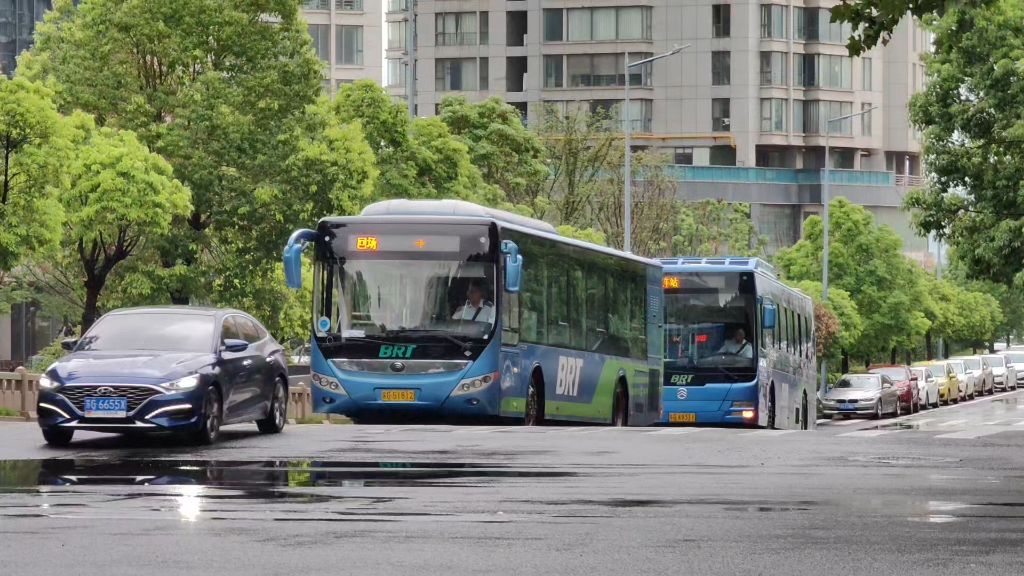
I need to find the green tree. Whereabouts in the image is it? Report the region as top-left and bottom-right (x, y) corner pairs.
(22, 0), (325, 309)
(829, 0), (986, 55)
(0, 77), (64, 272)
(674, 200), (766, 257)
(902, 0), (1024, 287)
(63, 126), (190, 331)
(775, 197), (930, 362)
(439, 95), (549, 206)
(592, 146), (678, 257)
(788, 280), (863, 362)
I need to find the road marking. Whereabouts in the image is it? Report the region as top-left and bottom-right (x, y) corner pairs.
(1012, 420), (1024, 426)
(816, 419), (831, 424)
(833, 419), (866, 426)
(935, 428), (1007, 439)
(983, 420), (1006, 426)
(452, 426), (506, 433)
(644, 428), (703, 435)
(939, 419), (967, 427)
(739, 430), (796, 436)
(839, 429), (898, 437)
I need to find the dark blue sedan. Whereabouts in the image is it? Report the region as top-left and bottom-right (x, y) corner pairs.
(36, 306), (290, 446)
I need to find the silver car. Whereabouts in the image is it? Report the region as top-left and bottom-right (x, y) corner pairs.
(822, 374), (901, 419)
(945, 359), (976, 401)
(998, 351), (1024, 387)
(951, 356), (992, 398)
(983, 354), (1017, 391)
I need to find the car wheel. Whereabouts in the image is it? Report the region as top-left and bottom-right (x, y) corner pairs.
(874, 401), (883, 420)
(257, 378), (287, 434)
(42, 428), (74, 447)
(191, 387), (223, 445)
(895, 400), (901, 418)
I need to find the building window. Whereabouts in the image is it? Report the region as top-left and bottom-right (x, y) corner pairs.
(386, 59), (406, 87)
(480, 57), (489, 91)
(674, 147), (694, 165)
(861, 103), (872, 136)
(795, 54), (851, 89)
(436, 13), (478, 46)
(803, 100), (853, 135)
(387, 0), (410, 10)
(307, 24), (330, 62)
(711, 51), (730, 86)
(710, 145), (737, 166)
(759, 51), (787, 86)
(712, 4), (730, 37)
(793, 100), (804, 133)
(436, 58), (479, 91)
(566, 53), (651, 87)
(862, 57), (872, 90)
(586, 99), (652, 132)
(302, 0), (329, 9)
(480, 12), (490, 45)
(388, 21), (407, 50)
(336, 25), (364, 65)
(795, 8), (852, 44)
(544, 9), (563, 41)
(712, 98), (730, 132)
(565, 7), (652, 41)
(760, 5), (787, 39)
(336, 0), (364, 10)
(544, 55), (563, 88)
(760, 98), (787, 133)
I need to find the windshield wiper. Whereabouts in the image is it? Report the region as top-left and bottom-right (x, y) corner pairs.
(384, 329), (474, 351)
(317, 333), (394, 347)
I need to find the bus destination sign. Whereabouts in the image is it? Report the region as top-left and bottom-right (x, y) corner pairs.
(349, 235), (461, 252)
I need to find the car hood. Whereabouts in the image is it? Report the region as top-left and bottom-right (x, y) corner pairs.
(49, 351), (216, 384)
(992, 367), (1006, 375)
(825, 388), (880, 400)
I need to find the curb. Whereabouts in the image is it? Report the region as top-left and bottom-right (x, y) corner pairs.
(0, 416), (34, 423)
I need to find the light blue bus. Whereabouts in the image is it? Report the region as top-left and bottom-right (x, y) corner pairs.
(283, 199), (664, 426)
(658, 257), (816, 429)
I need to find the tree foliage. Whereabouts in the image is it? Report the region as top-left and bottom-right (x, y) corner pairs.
(674, 200), (766, 257)
(789, 280), (863, 361)
(903, 0), (1024, 287)
(829, 0), (989, 55)
(592, 146), (677, 256)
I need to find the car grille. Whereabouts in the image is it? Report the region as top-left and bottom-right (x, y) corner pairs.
(58, 385), (165, 413)
(832, 399), (859, 404)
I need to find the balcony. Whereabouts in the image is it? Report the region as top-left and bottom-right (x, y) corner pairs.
(337, 0), (364, 10)
(667, 166), (895, 186)
(436, 32), (479, 46)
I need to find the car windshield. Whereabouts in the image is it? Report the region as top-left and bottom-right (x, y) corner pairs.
(834, 375), (881, 390)
(922, 363), (946, 376)
(949, 361), (966, 375)
(986, 356), (1005, 367)
(961, 358), (982, 370)
(911, 368), (929, 380)
(1004, 353), (1024, 363)
(76, 313), (215, 353)
(869, 367), (907, 380)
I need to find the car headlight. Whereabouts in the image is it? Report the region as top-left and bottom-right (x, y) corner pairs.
(162, 375), (200, 391)
(450, 372), (498, 396)
(38, 375), (59, 390)
(312, 372), (348, 396)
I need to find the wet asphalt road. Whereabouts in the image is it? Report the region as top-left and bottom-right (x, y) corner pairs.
(5, 391), (1024, 575)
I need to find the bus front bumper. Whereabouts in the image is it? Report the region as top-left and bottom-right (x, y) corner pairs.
(658, 400), (758, 425)
(309, 376), (501, 418)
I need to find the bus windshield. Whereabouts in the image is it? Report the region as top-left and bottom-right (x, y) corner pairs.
(663, 271), (757, 382)
(312, 223), (498, 356)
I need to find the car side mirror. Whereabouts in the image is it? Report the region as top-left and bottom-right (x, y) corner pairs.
(882, 382), (893, 389)
(910, 375), (919, 382)
(222, 339), (249, 353)
(60, 338), (79, 351)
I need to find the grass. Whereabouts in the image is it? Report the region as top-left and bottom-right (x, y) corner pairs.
(292, 414), (352, 425)
(0, 407), (20, 418)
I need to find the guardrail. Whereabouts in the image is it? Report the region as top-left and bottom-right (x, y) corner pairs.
(0, 369), (39, 420)
(0, 369), (318, 423)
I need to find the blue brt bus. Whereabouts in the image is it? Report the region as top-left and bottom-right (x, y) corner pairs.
(283, 199), (664, 425)
(659, 257), (816, 429)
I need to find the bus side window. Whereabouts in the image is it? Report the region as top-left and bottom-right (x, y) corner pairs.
(797, 313), (803, 357)
(586, 260), (609, 351)
(805, 316), (812, 359)
(501, 291), (520, 346)
(757, 303), (764, 349)
(567, 259), (586, 350)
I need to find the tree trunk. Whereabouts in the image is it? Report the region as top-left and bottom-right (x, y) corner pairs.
(865, 358), (870, 369)
(926, 331), (934, 360)
(81, 284), (102, 334)
(169, 291), (190, 306)
(973, 344), (978, 354)
(890, 347), (897, 364)
(841, 349), (849, 374)
(905, 350), (912, 365)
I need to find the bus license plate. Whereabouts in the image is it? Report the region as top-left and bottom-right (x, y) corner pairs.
(381, 390), (415, 402)
(669, 413), (696, 423)
(840, 404), (856, 411)
(83, 397), (128, 418)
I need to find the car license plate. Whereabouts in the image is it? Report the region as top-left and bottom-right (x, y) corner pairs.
(381, 390), (415, 402)
(840, 403), (856, 411)
(668, 413), (696, 423)
(83, 397), (128, 418)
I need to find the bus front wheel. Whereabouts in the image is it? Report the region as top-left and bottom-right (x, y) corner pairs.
(766, 386), (777, 430)
(611, 382), (628, 427)
(524, 374), (544, 426)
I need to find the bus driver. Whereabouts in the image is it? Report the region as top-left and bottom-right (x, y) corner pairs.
(716, 327), (753, 358)
(452, 282), (495, 323)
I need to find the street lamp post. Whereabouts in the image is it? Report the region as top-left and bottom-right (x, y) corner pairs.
(820, 105), (877, 398)
(623, 44), (689, 254)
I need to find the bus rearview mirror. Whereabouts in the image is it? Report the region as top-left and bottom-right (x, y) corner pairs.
(501, 240), (522, 293)
(762, 305), (777, 329)
(283, 229), (316, 290)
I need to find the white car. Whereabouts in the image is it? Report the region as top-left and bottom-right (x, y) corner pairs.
(983, 354), (1018, 391)
(945, 359), (976, 401)
(910, 366), (941, 409)
(998, 351), (1024, 388)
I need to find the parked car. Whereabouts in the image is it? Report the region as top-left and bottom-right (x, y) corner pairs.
(951, 356), (993, 397)
(35, 306), (290, 446)
(998, 350), (1024, 388)
(909, 365), (941, 409)
(944, 359), (974, 401)
(821, 373), (902, 419)
(913, 361), (960, 406)
(868, 365), (919, 412)
(984, 354), (1018, 392)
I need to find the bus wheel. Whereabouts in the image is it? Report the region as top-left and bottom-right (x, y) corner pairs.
(801, 392), (809, 430)
(767, 386), (777, 430)
(524, 373), (544, 426)
(611, 382), (628, 427)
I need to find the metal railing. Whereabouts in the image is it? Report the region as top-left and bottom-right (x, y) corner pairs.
(436, 32), (478, 46)
(665, 165), (898, 186)
(337, 0), (364, 10)
(301, 0), (329, 9)
(895, 174), (924, 187)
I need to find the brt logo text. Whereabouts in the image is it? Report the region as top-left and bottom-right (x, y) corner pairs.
(379, 345), (417, 359)
(670, 374), (695, 385)
(556, 356), (584, 396)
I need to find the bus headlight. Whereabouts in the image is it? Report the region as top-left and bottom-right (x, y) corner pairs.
(312, 372), (348, 396)
(451, 372), (498, 396)
(731, 401), (755, 409)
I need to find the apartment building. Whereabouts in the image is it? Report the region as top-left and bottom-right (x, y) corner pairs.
(302, 0), (383, 92)
(385, 0), (931, 258)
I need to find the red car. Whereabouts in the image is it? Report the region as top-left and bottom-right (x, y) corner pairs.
(868, 365), (920, 413)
